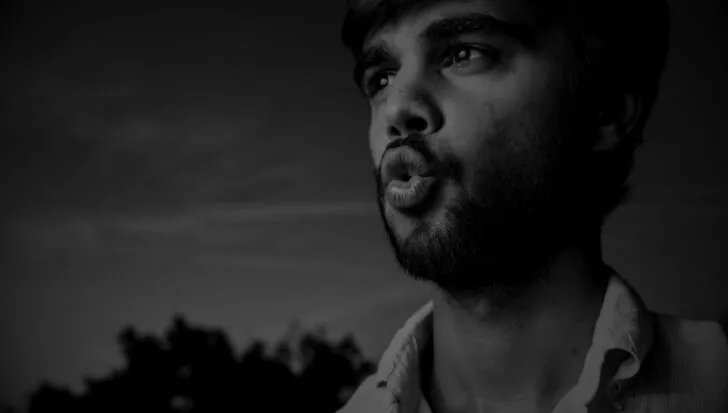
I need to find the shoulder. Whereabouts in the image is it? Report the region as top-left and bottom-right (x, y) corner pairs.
(632, 313), (728, 412)
(337, 374), (388, 413)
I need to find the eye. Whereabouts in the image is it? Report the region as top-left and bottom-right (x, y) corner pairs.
(442, 44), (498, 73)
(363, 71), (395, 97)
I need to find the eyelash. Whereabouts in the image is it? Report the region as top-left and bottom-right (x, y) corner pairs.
(443, 42), (498, 70)
(363, 43), (500, 97)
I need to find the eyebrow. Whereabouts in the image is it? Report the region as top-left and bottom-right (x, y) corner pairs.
(421, 13), (536, 47)
(352, 12), (536, 92)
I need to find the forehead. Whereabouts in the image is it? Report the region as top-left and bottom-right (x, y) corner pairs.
(361, 0), (537, 49)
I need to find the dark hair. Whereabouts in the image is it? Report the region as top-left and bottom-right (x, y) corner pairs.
(340, 0), (671, 224)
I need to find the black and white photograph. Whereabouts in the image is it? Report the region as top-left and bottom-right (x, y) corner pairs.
(1, 0), (727, 412)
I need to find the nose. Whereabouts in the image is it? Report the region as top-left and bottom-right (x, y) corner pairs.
(384, 77), (443, 140)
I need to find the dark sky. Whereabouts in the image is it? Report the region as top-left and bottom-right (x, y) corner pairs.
(1, 0), (727, 409)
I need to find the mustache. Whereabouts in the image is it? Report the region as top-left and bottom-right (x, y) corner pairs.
(374, 135), (460, 194)
(381, 135), (436, 165)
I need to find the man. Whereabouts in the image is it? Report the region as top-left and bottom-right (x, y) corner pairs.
(337, 0), (728, 412)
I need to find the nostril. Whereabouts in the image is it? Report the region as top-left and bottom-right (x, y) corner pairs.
(405, 117), (427, 133)
(388, 125), (401, 138)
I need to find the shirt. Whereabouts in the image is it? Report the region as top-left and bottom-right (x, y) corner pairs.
(338, 273), (728, 413)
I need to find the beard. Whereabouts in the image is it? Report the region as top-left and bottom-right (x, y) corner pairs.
(374, 110), (593, 305)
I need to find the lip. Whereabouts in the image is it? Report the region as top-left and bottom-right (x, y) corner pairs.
(385, 175), (438, 211)
(380, 146), (434, 189)
(380, 146), (438, 212)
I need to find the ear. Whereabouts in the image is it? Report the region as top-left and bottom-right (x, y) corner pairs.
(592, 92), (643, 152)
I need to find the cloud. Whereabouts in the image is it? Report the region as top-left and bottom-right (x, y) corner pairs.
(3, 200), (379, 258)
(0, 0), (367, 220)
(182, 200), (376, 222)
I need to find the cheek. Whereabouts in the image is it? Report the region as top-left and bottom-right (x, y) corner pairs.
(445, 72), (565, 178)
(441, 107), (549, 204)
(439, 99), (512, 179)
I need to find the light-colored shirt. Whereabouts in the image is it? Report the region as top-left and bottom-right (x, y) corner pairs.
(338, 273), (728, 413)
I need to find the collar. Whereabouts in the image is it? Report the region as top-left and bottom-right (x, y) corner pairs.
(371, 272), (654, 412)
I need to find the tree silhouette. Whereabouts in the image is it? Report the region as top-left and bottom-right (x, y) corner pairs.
(27, 316), (375, 413)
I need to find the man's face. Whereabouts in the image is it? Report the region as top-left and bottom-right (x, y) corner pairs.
(360, 0), (590, 296)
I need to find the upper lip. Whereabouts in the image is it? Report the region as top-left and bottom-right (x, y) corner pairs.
(380, 146), (435, 188)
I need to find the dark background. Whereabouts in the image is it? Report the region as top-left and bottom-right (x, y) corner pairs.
(1, 0), (726, 410)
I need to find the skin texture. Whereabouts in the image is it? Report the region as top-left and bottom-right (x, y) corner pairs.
(367, 0), (591, 302)
(361, 0), (641, 412)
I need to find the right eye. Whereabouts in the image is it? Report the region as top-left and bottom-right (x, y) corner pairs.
(363, 71), (395, 97)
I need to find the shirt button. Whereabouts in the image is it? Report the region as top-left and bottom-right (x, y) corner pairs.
(608, 381), (624, 411)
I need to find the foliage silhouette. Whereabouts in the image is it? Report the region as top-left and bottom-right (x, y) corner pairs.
(27, 315), (375, 413)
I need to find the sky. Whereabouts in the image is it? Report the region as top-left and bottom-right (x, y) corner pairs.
(1, 0), (727, 409)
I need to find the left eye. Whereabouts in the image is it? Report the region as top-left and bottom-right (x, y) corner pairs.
(443, 46), (494, 71)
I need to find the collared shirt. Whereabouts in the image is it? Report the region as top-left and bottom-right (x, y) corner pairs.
(338, 273), (728, 413)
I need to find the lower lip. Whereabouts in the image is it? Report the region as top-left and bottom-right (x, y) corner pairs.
(384, 176), (437, 211)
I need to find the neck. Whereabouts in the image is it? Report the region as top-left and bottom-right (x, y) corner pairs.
(426, 234), (609, 413)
